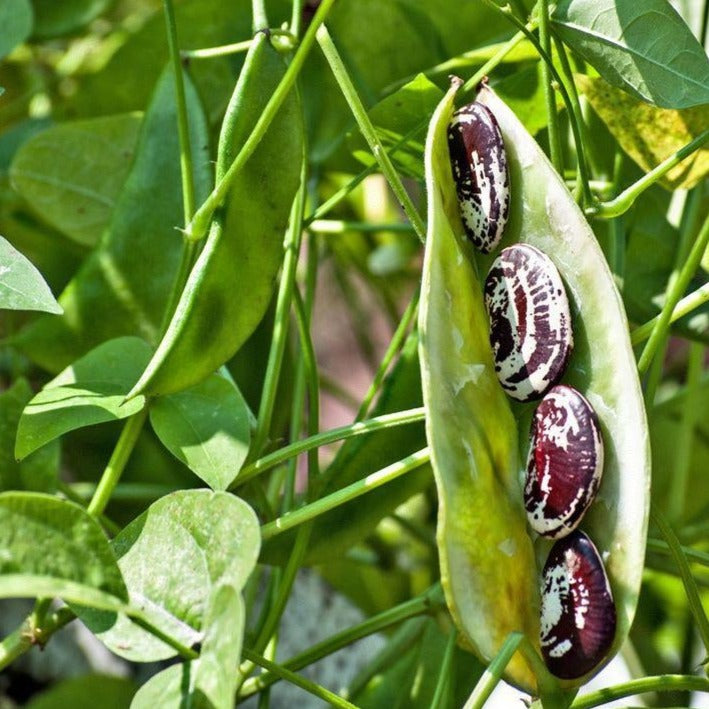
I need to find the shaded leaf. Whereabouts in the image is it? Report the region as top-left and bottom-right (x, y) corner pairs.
(0, 378), (58, 492)
(15, 336), (151, 460)
(0, 234), (61, 313)
(10, 113), (143, 246)
(0, 492), (127, 609)
(26, 675), (137, 709)
(552, 0), (709, 108)
(0, 0), (33, 60)
(577, 74), (709, 190)
(79, 490), (259, 662)
(30, 0), (113, 39)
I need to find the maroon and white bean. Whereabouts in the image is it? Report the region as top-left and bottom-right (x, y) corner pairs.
(447, 102), (510, 253)
(525, 385), (603, 539)
(484, 244), (573, 401)
(540, 530), (616, 679)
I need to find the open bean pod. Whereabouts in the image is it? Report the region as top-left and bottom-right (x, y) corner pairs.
(419, 80), (650, 692)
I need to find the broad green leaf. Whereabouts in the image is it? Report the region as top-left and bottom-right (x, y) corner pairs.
(0, 492), (127, 609)
(10, 113), (143, 246)
(30, 0), (113, 39)
(0, 0), (33, 60)
(149, 374), (251, 491)
(494, 63), (554, 137)
(420, 82), (650, 691)
(131, 586), (244, 709)
(26, 675), (137, 709)
(14, 69), (211, 373)
(15, 337), (151, 460)
(0, 379), (58, 492)
(552, 0), (709, 108)
(577, 75), (709, 190)
(78, 490), (259, 662)
(0, 235), (61, 313)
(128, 33), (304, 397)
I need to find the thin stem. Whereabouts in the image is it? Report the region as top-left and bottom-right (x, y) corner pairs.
(87, 408), (148, 517)
(356, 294), (419, 420)
(591, 129), (709, 219)
(464, 633), (524, 709)
(643, 332), (669, 407)
(252, 0), (269, 32)
(637, 212), (709, 373)
(185, 0), (337, 242)
(316, 25), (426, 244)
(431, 629), (457, 708)
(668, 343), (704, 520)
(652, 508), (709, 654)
(539, 0), (563, 173)
(571, 675), (709, 709)
(242, 648), (358, 708)
(309, 219), (415, 234)
(291, 0), (303, 37)
(647, 538), (709, 568)
(252, 173), (306, 457)
(235, 407), (425, 486)
(260, 448), (430, 540)
(238, 586), (445, 699)
(181, 39), (253, 59)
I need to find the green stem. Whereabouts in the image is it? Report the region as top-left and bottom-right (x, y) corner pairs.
(539, 0), (563, 173)
(252, 173), (306, 458)
(647, 538), (709, 568)
(591, 129), (709, 219)
(87, 408), (148, 518)
(431, 629), (457, 709)
(637, 212), (709, 373)
(309, 219), (415, 234)
(652, 508), (709, 654)
(668, 342), (704, 521)
(242, 648), (358, 708)
(235, 407), (425, 486)
(356, 294), (419, 420)
(571, 675), (709, 709)
(185, 0), (337, 242)
(238, 586), (444, 699)
(181, 39), (253, 59)
(465, 633), (524, 709)
(291, 0), (304, 36)
(260, 448), (430, 540)
(316, 25), (426, 244)
(252, 0), (269, 32)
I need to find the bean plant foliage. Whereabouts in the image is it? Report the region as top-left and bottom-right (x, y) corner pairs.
(0, 0), (707, 708)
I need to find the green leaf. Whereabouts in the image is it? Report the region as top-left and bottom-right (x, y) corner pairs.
(13, 68), (212, 373)
(26, 675), (137, 709)
(552, 0), (709, 108)
(15, 337), (151, 460)
(0, 379), (58, 492)
(577, 75), (709, 190)
(78, 490), (259, 662)
(420, 82), (651, 690)
(150, 374), (251, 491)
(30, 0), (113, 39)
(0, 0), (33, 60)
(0, 492), (127, 609)
(0, 235), (62, 313)
(10, 113), (143, 246)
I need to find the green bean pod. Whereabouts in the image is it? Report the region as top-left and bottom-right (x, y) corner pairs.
(130, 32), (304, 397)
(419, 80), (650, 692)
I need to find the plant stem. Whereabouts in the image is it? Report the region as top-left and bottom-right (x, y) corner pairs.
(238, 585), (444, 698)
(181, 39), (253, 59)
(87, 408), (148, 518)
(251, 0), (269, 32)
(291, 0), (304, 37)
(539, 0), (563, 174)
(260, 447), (430, 540)
(631, 282), (709, 345)
(237, 407), (425, 485)
(591, 129), (709, 219)
(316, 25), (426, 244)
(309, 219), (415, 234)
(637, 212), (709, 373)
(652, 508), (709, 655)
(571, 675), (709, 708)
(356, 294), (419, 420)
(647, 538), (709, 568)
(252, 173), (306, 458)
(431, 629), (457, 708)
(464, 633), (524, 709)
(242, 648), (358, 708)
(185, 0), (337, 242)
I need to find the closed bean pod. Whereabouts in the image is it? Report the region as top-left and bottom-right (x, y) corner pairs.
(447, 101), (510, 253)
(485, 244), (573, 402)
(525, 385), (604, 539)
(540, 530), (616, 680)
